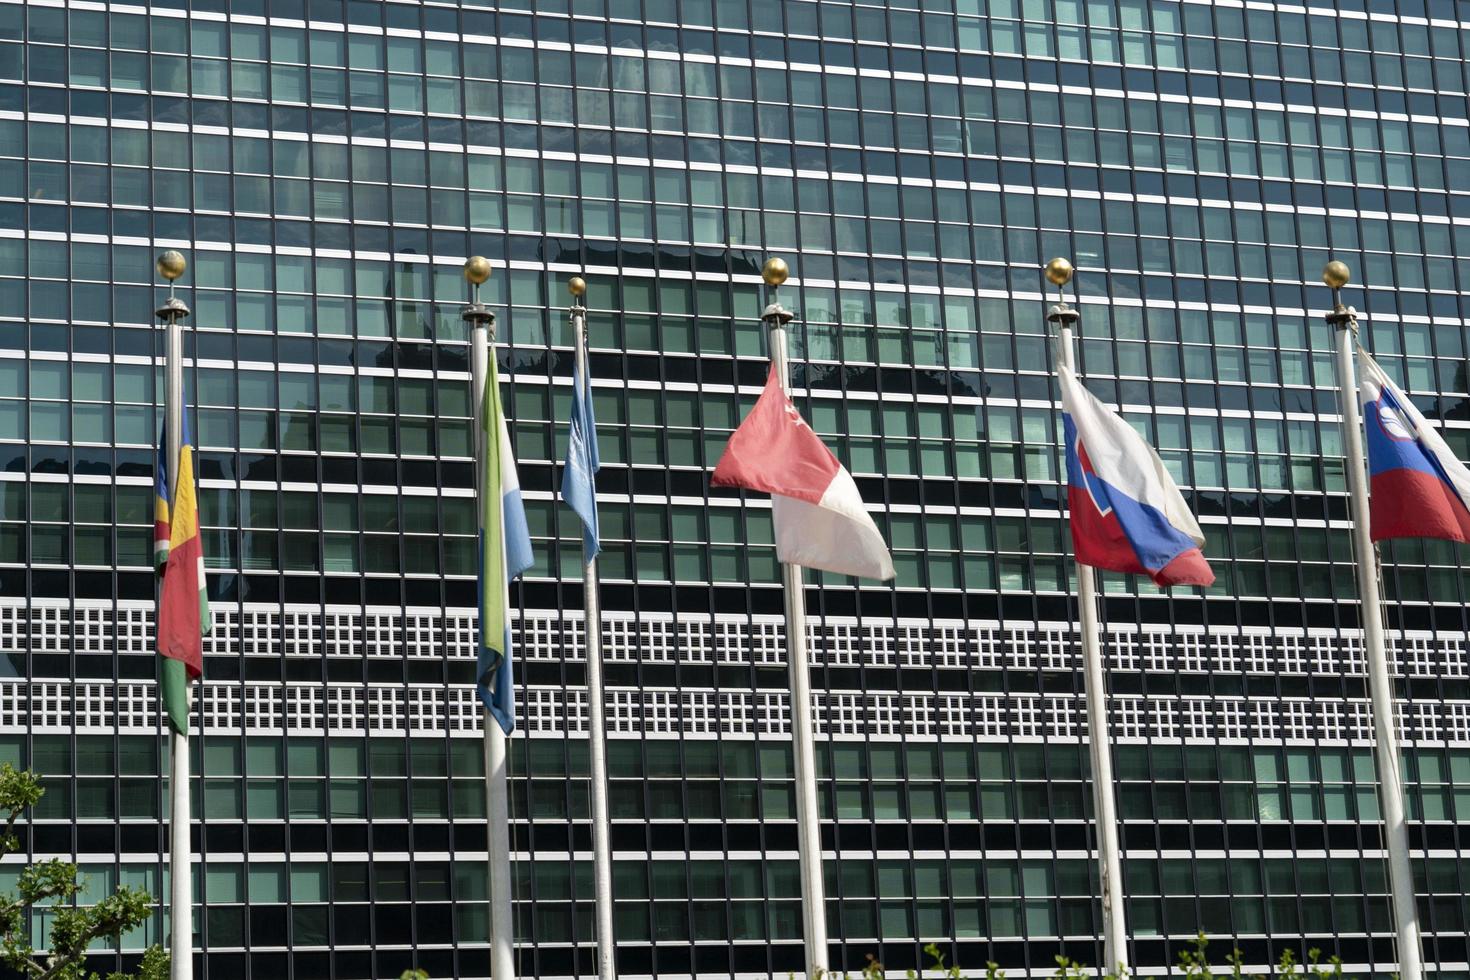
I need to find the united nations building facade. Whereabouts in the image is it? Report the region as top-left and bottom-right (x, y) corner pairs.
(3, 0), (1470, 977)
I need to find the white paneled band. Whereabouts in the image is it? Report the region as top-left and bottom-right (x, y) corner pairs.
(0, 601), (1464, 744)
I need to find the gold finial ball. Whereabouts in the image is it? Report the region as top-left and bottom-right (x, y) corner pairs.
(1044, 257), (1074, 286)
(1322, 260), (1352, 289)
(156, 251), (186, 282)
(761, 257), (790, 287)
(463, 256), (491, 286)
(568, 276), (587, 298)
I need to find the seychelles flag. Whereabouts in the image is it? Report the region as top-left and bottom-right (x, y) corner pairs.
(1360, 350), (1470, 542)
(1059, 364), (1214, 587)
(480, 367), (534, 735)
(156, 405), (211, 735)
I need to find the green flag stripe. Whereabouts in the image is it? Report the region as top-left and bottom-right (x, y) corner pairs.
(161, 656), (190, 735)
(481, 369), (507, 655)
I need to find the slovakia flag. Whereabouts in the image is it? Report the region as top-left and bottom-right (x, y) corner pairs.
(712, 366), (895, 581)
(1059, 365), (1214, 587)
(1360, 350), (1470, 543)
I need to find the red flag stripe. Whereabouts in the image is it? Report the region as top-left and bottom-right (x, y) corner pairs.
(158, 535), (204, 679)
(710, 366), (839, 502)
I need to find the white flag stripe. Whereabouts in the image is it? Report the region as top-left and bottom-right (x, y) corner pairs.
(771, 467), (896, 581)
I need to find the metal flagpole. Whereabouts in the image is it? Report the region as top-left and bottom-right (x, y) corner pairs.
(1321, 260), (1424, 980)
(760, 257), (828, 977)
(1045, 258), (1128, 975)
(156, 250), (193, 980)
(569, 276), (617, 980)
(464, 256), (517, 980)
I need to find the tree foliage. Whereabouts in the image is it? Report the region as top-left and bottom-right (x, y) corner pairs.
(0, 764), (168, 980)
(843, 934), (1353, 980)
(1051, 933), (1350, 980)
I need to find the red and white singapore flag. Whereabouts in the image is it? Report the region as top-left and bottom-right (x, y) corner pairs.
(1360, 350), (1470, 543)
(1060, 364), (1214, 588)
(712, 366), (895, 581)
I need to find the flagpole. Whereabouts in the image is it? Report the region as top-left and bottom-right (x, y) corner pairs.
(1045, 258), (1127, 975)
(1321, 260), (1424, 980)
(465, 257), (517, 980)
(569, 276), (617, 980)
(760, 257), (828, 977)
(156, 251), (193, 980)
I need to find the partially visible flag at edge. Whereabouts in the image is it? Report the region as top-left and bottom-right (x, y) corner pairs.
(156, 404), (212, 736)
(1360, 348), (1470, 543)
(480, 368), (534, 735)
(561, 347), (601, 561)
(1059, 363), (1214, 588)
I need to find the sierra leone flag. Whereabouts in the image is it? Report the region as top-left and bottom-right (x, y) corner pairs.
(479, 367), (533, 735)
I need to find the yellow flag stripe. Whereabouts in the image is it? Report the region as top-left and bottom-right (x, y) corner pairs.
(169, 446), (199, 547)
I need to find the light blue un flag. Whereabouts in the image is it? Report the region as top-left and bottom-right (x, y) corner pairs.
(561, 349), (601, 560)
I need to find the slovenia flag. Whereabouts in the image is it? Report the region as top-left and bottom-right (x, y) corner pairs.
(1059, 364), (1214, 587)
(1360, 349), (1470, 543)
